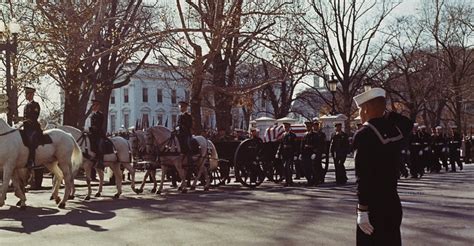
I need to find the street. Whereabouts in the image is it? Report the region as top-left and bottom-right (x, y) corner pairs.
(0, 162), (473, 246)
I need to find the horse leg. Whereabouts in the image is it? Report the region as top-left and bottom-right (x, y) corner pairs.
(203, 162), (211, 192)
(176, 164), (188, 193)
(0, 162), (16, 207)
(156, 166), (166, 195)
(122, 162), (136, 193)
(84, 162), (93, 200)
(111, 164), (123, 198)
(12, 170), (27, 209)
(150, 170), (157, 193)
(191, 162), (203, 191)
(58, 164), (74, 209)
(95, 168), (105, 197)
(48, 164), (63, 205)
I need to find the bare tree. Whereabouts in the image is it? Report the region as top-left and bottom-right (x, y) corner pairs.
(302, 0), (399, 132)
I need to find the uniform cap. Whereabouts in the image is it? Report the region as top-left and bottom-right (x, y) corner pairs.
(304, 121), (313, 126)
(435, 126), (442, 130)
(282, 122), (291, 126)
(334, 122), (342, 127)
(25, 87), (36, 94)
(178, 101), (189, 106)
(413, 123), (419, 127)
(353, 88), (386, 107)
(419, 125), (426, 129)
(91, 99), (102, 104)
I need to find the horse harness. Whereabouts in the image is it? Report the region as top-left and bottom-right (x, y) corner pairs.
(76, 132), (124, 164)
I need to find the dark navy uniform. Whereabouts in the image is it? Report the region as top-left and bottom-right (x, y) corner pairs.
(353, 114), (411, 245)
(177, 111), (193, 154)
(448, 131), (462, 172)
(419, 129), (433, 172)
(300, 130), (319, 185)
(314, 129), (327, 183)
(409, 130), (424, 178)
(433, 132), (448, 172)
(330, 131), (350, 184)
(276, 130), (297, 185)
(24, 99), (41, 167)
(464, 135), (472, 164)
(89, 110), (105, 168)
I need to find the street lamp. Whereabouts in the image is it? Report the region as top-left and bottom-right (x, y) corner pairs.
(328, 74), (338, 115)
(0, 19), (21, 125)
(364, 81), (372, 92)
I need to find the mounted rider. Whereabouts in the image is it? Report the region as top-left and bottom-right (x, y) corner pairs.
(176, 101), (193, 166)
(23, 86), (42, 169)
(89, 99), (105, 170)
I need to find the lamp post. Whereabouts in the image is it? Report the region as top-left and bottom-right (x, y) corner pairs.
(0, 19), (21, 125)
(328, 74), (338, 115)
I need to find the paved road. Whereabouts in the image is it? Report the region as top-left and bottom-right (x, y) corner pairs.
(0, 163), (473, 246)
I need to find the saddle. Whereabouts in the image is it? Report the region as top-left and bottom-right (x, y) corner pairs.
(160, 136), (200, 156)
(20, 130), (53, 148)
(88, 136), (116, 155)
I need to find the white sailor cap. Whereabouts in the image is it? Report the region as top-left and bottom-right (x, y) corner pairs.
(435, 126), (442, 130)
(419, 125), (426, 129)
(353, 88), (386, 107)
(413, 123), (419, 127)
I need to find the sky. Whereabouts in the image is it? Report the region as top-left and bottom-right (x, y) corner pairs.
(2, 0), (423, 122)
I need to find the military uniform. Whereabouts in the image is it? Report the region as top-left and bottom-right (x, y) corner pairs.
(409, 130), (424, 178)
(313, 129), (327, 183)
(24, 98), (41, 168)
(89, 109), (105, 169)
(177, 111), (193, 153)
(353, 116), (409, 245)
(419, 129), (433, 173)
(433, 131), (448, 172)
(276, 130), (297, 186)
(448, 130), (463, 172)
(330, 130), (350, 184)
(464, 135), (472, 164)
(300, 129), (319, 185)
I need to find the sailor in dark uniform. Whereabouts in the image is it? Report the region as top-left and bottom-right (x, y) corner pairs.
(312, 121), (327, 184)
(352, 88), (412, 245)
(448, 126), (463, 172)
(330, 122), (350, 184)
(433, 126), (448, 172)
(300, 121), (317, 186)
(419, 125), (433, 173)
(23, 86), (42, 169)
(409, 124), (424, 178)
(275, 122), (297, 186)
(176, 101), (193, 166)
(89, 99), (105, 169)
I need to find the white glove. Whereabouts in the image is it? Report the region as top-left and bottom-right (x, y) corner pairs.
(442, 148), (447, 153)
(401, 150), (406, 154)
(311, 154), (316, 160)
(418, 150), (423, 156)
(293, 156), (298, 161)
(298, 154), (302, 160)
(457, 148), (460, 151)
(357, 211), (374, 235)
(275, 154), (280, 159)
(424, 147), (429, 151)
(175, 126), (180, 131)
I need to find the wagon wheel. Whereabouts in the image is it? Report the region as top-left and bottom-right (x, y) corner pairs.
(233, 139), (266, 188)
(209, 160), (230, 187)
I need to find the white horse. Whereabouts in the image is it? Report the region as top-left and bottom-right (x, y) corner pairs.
(129, 130), (159, 193)
(0, 119), (82, 208)
(57, 125), (135, 199)
(144, 126), (219, 194)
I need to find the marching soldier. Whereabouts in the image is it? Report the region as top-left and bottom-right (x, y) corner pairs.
(352, 87), (412, 245)
(275, 122), (297, 186)
(312, 121), (327, 184)
(330, 122), (350, 185)
(419, 125), (433, 173)
(300, 121), (317, 186)
(409, 124), (424, 178)
(448, 126), (463, 172)
(23, 86), (42, 169)
(464, 132), (472, 164)
(89, 99), (105, 170)
(433, 126), (448, 172)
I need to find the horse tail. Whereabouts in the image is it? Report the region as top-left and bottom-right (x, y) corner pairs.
(206, 139), (219, 171)
(70, 135), (83, 177)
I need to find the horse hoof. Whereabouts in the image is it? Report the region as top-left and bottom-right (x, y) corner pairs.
(190, 186), (196, 191)
(181, 189), (187, 194)
(155, 190), (161, 195)
(150, 188), (156, 193)
(204, 187), (210, 192)
(135, 189), (143, 194)
(69, 195), (75, 200)
(95, 192), (101, 198)
(16, 200), (22, 206)
(58, 203), (66, 209)
(84, 196), (91, 201)
(178, 187), (183, 191)
(113, 194), (120, 199)
(20, 205), (27, 210)
(55, 197), (61, 205)
(49, 195), (54, 201)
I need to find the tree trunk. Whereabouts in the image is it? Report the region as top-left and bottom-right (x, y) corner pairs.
(190, 59), (205, 135)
